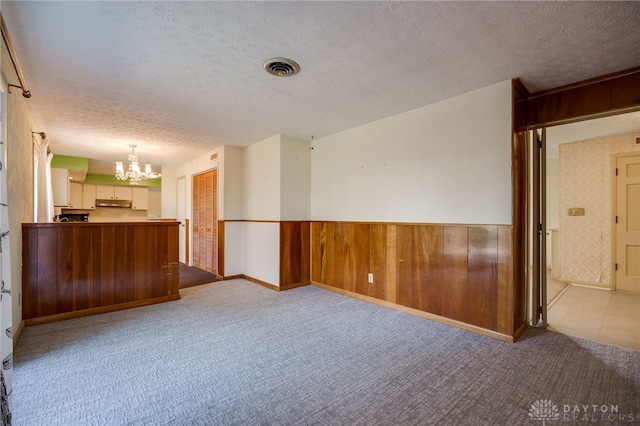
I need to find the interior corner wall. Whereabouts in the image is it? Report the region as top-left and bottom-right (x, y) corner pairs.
(310, 80), (513, 224)
(559, 132), (640, 287)
(2, 54), (36, 340)
(219, 137), (310, 285)
(280, 135), (311, 220)
(219, 145), (243, 277)
(223, 221), (243, 277)
(220, 145), (243, 221)
(242, 134), (281, 221)
(240, 135), (282, 285)
(241, 221), (280, 285)
(160, 164), (177, 219)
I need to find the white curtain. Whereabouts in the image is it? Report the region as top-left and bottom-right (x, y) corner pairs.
(36, 137), (53, 223)
(0, 93), (13, 424)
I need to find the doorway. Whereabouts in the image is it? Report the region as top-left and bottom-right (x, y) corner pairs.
(192, 169), (218, 275)
(177, 176), (187, 264)
(615, 153), (640, 293)
(535, 112), (640, 350)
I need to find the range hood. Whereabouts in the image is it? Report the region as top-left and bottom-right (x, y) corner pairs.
(95, 199), (132, 208)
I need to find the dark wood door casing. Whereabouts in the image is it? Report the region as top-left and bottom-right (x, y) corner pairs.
(510, 65), (640, 336)
(515, 65), (640, 131)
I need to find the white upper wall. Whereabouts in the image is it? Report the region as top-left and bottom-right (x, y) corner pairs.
(160, 164), (177, 219)
(242, 134), (281, 220)
(280, 135), (311, 221)
(310, 80), (513, 225)
(221, 145), (243, 220)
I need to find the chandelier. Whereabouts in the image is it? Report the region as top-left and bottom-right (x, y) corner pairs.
(115, 144), (161, 185)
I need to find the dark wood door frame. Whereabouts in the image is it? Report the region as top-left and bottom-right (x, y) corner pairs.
(515, 65), (640, 132)
(511, 65), (640, 332)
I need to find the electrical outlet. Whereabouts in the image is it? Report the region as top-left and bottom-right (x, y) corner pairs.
(368, 273), (374, 283)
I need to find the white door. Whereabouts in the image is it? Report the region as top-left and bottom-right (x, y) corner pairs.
(616, 154), (640, 293)
(177, 177), (187, 264)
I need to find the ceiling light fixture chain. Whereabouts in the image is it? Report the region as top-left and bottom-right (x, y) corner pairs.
(115, 144), (161, 185)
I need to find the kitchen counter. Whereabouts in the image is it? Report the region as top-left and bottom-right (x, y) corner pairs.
(33, 220), (180, 226)
(22, 221), (180, 325)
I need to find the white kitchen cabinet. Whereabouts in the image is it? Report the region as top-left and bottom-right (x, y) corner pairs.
(95, 185), (112, 199)
(96, 185), (132, 200)
(68, 182), (83, 209)
(82, 184), (97, 209)
(52, 168), (70, 207)
(115, 186), (133, 200)
(131, 187), (149, 210)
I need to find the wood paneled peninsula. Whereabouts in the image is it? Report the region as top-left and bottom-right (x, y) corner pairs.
(22, 221), (179, 325)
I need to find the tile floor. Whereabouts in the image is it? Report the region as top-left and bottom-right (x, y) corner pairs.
(547, 284), (640, 351)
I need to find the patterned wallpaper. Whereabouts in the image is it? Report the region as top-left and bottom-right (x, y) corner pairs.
(559, 132), (640, 287)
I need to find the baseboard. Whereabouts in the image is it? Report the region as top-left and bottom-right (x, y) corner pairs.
(242, 275), (279, 291)
(23, 294), (181, 326)
(312, 282), (516, 343)
(279, 281), (310, 291)
(240, 275), (309, 292)
(221, 274), (243, 281)
(13, 320), (24, 346)
(570, 281), (612, 291)
(512, 321), (529, 342)
(559, 277), (611, 290)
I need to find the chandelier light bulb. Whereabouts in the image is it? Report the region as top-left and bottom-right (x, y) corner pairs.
(114, 144), (161, 185)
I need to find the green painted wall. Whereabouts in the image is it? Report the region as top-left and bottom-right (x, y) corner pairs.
(85, 173), (161, 187)
(51, 155), (160, 187)
(51, 155), (88, 170)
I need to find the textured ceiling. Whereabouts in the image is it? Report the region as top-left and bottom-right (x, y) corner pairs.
(2, 1), (640, 173)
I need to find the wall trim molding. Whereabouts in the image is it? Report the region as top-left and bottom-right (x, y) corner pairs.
(220, 219), (281, 223)
(241, 275), (279, 290)
(238, 274), (309, 292)
(220, 274), (242, 281)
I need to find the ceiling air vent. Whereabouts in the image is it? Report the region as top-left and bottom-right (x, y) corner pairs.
(263, 58), (300, 77)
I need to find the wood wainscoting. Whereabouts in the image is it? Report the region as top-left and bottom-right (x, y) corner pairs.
(280, 221), (310, 289)
(311, 221), (525, 341)
(217, 220), (310, 290)
(22, 222), (180, 325)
